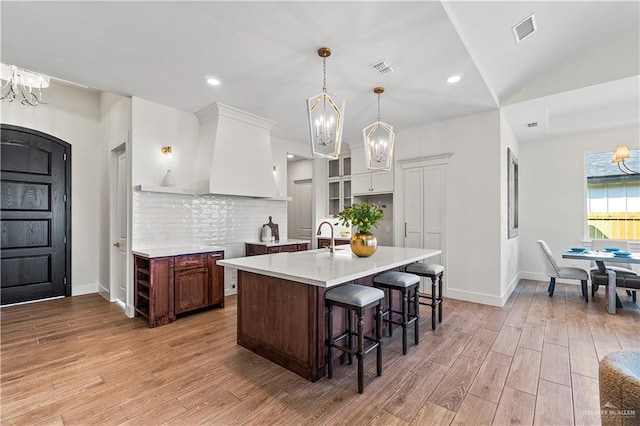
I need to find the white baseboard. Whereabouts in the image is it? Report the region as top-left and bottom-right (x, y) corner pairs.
(519, 271), (584, 286)
(72, 282), (98, 296)
(125, 304), (135, 318)
(225, 288), (238, 296)
(97, 285), (110, 301)
(446, 287), (503, 307)
(500, 273), (521, 306)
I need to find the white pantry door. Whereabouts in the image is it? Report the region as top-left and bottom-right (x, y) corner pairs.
(401, 156), (449, 294)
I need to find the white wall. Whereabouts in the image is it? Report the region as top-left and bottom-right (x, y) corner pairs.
(1, 82), (104, 296)
(394, 109), (504, 306)
(519, 125), (640, 282)
(131, 97), (200, 189)
(500, 112), (520, 298)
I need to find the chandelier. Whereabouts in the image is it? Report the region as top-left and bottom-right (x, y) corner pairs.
(362, 87), (395, 171)
(306, 47), (345, 159)
(1, 63), (51, 106)
(612, 144), (639, 175)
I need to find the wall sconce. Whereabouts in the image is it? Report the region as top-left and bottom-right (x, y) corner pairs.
(272, 165), (277, 174)
(160, 146), (175, 187)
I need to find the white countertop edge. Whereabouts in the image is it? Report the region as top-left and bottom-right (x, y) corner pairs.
(217, 248), (441, 288)
(133, 246), (226, 258)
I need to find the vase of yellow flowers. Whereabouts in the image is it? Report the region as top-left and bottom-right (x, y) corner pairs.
(335, 202), (383, 257)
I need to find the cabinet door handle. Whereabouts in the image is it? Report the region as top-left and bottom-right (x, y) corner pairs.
(404, 222), (408, 238)
(113, 242), (120, 248)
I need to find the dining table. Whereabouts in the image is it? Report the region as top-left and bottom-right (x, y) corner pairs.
(562, 249), (640, 314)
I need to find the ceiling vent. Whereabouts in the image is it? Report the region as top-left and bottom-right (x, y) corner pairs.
(512, 13), (537, 43)
(371, 61), (395, 75)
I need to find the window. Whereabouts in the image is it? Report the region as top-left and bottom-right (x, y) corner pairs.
(586, 149), (640, 239)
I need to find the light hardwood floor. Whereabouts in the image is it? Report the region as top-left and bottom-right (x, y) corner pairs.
(2, 280), (639, 425)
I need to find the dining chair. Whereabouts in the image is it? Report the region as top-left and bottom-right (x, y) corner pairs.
(536, 240), (590, 300)
(589, 239), (639, 303)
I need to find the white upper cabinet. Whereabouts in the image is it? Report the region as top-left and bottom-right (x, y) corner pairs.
(350, 145), (394, 195)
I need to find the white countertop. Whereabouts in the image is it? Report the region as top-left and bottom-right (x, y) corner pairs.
(245, 239), (310, 247)
(217, 246), (441, 287)
(132, 245), (225, 258)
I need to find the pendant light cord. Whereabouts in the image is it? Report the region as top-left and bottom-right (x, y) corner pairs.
(322, 58), (327, 93)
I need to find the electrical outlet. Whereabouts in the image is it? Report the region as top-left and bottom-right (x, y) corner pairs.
(386, 226), (391, 233)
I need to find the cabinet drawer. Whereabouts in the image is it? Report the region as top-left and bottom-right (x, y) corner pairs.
(175, 255), (206, 270)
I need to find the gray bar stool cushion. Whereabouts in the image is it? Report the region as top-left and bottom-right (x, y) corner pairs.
(373, 271), (420, 288)
(405, 263), (444, 276)
(325, 284), (384, 307)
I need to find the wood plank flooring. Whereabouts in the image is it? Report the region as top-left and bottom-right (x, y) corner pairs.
(2, 280), (640, 425)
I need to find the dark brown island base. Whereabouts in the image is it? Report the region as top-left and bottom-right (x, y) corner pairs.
(218, 246), (441, 381)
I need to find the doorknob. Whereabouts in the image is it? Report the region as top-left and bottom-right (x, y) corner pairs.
(113, 242), (121, 248)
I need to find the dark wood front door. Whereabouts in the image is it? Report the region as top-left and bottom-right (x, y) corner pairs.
(1, 124), (71, 305)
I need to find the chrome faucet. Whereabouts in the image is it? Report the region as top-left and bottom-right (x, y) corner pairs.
(316, 221), (335, 253)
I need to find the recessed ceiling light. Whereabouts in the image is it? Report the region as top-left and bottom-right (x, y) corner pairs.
(287, 154), (294, 159)
(206, 77), (220, 86)
(447, 74), (462, 84)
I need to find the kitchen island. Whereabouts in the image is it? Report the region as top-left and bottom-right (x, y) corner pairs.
(218, 246), (441, 381)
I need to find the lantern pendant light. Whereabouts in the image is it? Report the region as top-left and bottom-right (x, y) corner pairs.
(306, 47), (345, 159)
(363, 87), (395, 170)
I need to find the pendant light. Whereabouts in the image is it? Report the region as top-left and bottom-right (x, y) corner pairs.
(612, 144), (639, 175)
(363, 87), (395, 170)
(306, 47), (345, 159)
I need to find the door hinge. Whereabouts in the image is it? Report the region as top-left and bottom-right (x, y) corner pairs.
(64, 153), (67, 161)
(64, 277), (67, 285)
(63, 194), (67, 203)
(64, 236), (67, 244)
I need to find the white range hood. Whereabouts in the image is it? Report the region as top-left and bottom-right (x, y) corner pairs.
(193, 102), (278, 198)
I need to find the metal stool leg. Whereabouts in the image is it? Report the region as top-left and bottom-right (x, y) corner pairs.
(438, 273), (443, 323)
(387, 289), (393, 337)
(376, 302), (382, 377)
(326, 304), (333, 379)
(413, 286), (420, 345)
(357, 307), (365, 394)
(430, 277), (437, 330)
(402, 288), (408, 355)
(346, 309), (353, 365)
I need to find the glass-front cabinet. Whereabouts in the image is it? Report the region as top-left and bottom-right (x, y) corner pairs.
(328, 156), (351, 216)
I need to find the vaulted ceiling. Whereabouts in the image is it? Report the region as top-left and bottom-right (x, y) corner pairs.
(1, 1), (638, 145)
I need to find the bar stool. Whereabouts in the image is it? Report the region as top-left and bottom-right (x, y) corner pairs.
(405, 262), (444, 330)
(325, 284), (384, 394)
(373, 271), (421, 355)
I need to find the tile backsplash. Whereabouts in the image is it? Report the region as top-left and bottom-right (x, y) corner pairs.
(133, 190), (288, 293)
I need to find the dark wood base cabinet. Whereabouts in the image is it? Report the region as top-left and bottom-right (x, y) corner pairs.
(245, 242), (308, 256)
(317, 238), (350, 249)
(134, 251), (224, 327)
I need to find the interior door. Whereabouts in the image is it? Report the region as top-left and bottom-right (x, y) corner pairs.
(113, 146), (127, 303)
(1, 125), (70, 305)
(295, 179), (313, 240)
(403, 167), (424, 249)
(424, 167), (444, 266)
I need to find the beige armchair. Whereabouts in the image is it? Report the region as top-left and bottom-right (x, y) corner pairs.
(536, 240), (590, 300)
